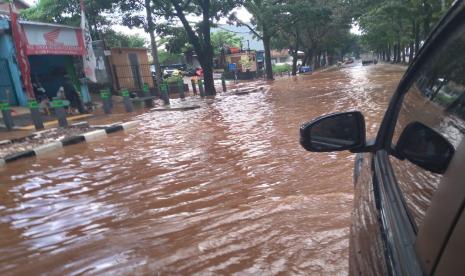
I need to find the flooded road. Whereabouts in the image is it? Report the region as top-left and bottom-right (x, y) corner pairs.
(0, 63), (404, 275)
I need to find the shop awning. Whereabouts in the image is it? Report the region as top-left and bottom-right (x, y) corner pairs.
(19, 21), (84, 56)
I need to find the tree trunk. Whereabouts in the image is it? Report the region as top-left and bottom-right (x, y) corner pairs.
(201, 56), (215, 95)
(422, 0), (432, 39)
(409, 42), (414, 64)
(170, 0), (216, 95)
(393, 44), (397, 63)
(201, 0), (215, 95)
(145, 0), (161, 95)
(262, 29), (274, 80)
(291, 30), (299, 76)
(402, 45), (406, 63)
(386, 44), (391, 62)
(302, 49), (310, 66)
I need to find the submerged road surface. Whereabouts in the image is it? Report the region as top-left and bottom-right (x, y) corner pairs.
(0, 63), (404, 275)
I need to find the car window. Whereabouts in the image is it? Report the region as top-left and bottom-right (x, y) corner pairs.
(390, 24), (465, 228)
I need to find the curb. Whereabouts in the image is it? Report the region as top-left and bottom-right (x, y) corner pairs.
(0, 120), (140, 166)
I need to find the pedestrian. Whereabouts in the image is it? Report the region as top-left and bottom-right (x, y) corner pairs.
(63, 75), (85, 114)
(33, 80), (50, 115)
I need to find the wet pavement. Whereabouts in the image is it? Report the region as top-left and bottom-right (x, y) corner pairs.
(0, 63), (405, 275)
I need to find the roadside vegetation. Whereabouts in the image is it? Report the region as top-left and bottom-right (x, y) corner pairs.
(20, 0), (456, 95)
(356, 0), (455, 64)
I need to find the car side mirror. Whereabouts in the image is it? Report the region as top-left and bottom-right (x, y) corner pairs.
(394, 122), (455, 174)
(300, 111), (366, 152)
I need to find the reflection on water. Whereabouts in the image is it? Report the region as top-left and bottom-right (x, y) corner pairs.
(0, 63), (404, 275)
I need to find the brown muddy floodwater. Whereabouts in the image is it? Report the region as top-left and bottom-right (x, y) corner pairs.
(0, 63), (404, 275)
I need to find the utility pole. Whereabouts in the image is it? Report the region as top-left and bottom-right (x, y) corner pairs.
(145, 0), (162, 96)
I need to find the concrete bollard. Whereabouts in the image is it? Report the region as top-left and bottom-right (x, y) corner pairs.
(100, 89), (112, 114)
(52, 99), (68, 128)
(28, 100), (44, 130)
(178, 80), (186, 99)
(198, 79), (205, 97)
(0, 101), (14, 131)
(121, 89), (134, 113)
(143, 83), (154, 108)
(160, 82), (170, 105)
(191, 79), (197, 95)
(221, 75), (227, 92)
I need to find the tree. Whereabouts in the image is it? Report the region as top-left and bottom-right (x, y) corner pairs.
(21, 0), (115, 40)
(270, 0), (352, 74)
(102, 30), (147, 48)
(156, 0), (242, 96)
(211, 31), (241, 55)
(230, 0), (277, 80)
(356, 0), (455, 63)
(119, 0), (163, 95)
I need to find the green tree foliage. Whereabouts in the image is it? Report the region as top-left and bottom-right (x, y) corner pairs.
(102, 30), (147, 48)
(269, 0), (353, 74)
(155, 0), (242, 95)
(230, 0), (277, 80)
(211, 31), (241, 55)
(21, 0), (116, 39)
(357, 0), (455, 63)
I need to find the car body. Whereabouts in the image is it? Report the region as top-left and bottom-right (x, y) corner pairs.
(345, 57), (354, 64)
(300, 2), (465, 275)
(163, 68), (183, 78)
(361, 53), (377, 66)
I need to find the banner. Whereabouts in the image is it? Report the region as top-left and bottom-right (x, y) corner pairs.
(9, 3), (34, 99)
(22, 23), (84, 56)
(80, 0), (97, 83)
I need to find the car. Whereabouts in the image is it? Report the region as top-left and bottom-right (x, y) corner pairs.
(300, 2), (465, 275)
(345, 57), (354, 64)
(163, 68), (183, 78)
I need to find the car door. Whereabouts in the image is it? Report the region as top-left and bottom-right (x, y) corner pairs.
(373, 2), (465, 274)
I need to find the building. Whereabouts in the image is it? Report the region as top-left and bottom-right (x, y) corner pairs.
(0, 2), (96, 107)
(225, 51), (258, 72)
(109, 47), (154, 92)
(0, 15), (26, 105)
(0, 0), (29, 105)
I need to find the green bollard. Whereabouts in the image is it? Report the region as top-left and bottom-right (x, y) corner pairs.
(221, 75), (227, 92)
(52, 99), (68, 128)
(100, 89), (112, 114)
(198, 79), (205, 97)
(191, 79), (197, 95)
(178, 80), (186, 99)
(121, 88), (134, 112)
(29, 100), (44, 130)
(143, 83), (154, 107)
(160, 82), (170, 105)
(0, 101), (14, 130)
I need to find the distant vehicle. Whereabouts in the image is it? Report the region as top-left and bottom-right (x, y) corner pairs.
(300, 1), (465, 275)
(163, 68), (183, 78)
(345, 57), (354, 64)
(361, 53), (377, 65)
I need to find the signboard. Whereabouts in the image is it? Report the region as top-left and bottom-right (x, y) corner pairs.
(10, 7), (34, 99)
(92, 40), (110, 84)
(22, 23), (84, 56)
(228, 63), (237, 71)
(81, 1), (97, 83)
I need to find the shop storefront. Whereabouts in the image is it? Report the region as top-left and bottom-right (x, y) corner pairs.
(0, 17), (27, 106)
(21, 21), (90, 104)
